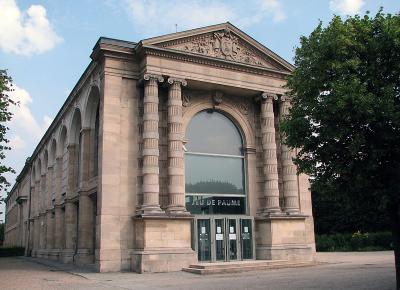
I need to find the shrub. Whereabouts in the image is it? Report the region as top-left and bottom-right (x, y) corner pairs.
(316, 231), (393, 252)
(0, 247), (25, 257)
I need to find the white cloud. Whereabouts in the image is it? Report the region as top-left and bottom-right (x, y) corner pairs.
(8, 85), (53, 150)
(329, 0), (365, 15)
(121, 0), (286, 36)
(0, 0), (62, 56)
(9, 135), (25, 150)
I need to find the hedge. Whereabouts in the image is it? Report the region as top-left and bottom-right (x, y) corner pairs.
(0, 247), (25, 257)
(316, 231), (393, 252)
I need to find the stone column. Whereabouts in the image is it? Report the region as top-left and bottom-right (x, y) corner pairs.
(46, 211), (54, 250)
(166, 77), (188, 215)
(33, 218), (40, 256)
(67, 144), (78, 194)
(54, 156), (64, 251)
(79, 128), (91, 186)
(46, 165), (54, 251)
(138, 74), (164, 215)
(63, 200), (77, 262)
(280, 96), (300, 214)
(260, 92), (281, 214)
(54, 206), (64, 249)
(76, 193), (94, 264)
(41, 173), (46, 214)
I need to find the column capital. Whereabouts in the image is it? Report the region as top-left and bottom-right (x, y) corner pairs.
(167, 77), (187, 87)
(261, 92), (279, 102)
(143, 73), (164, 83)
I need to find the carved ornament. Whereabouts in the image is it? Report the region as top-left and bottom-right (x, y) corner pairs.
(161, 30), (270, 67)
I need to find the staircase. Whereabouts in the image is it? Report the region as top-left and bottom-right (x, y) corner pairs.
(183, 260), (314, 275)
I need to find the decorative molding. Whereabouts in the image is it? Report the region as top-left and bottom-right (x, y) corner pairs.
(158, 30), (273, 68)
(213, 90), (223, 107)
(182, 92), (191, 107)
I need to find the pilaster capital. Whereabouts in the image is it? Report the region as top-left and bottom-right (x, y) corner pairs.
(167, 77), (187, 87)
(280, 95), (291, 102)
(143, 73), (164, 83)
(80, 127), (92, 133)
(66, 143), (76, 150)
(243, 146), (257, 154)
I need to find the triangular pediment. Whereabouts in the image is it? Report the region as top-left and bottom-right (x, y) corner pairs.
(142, 23), (294, 72)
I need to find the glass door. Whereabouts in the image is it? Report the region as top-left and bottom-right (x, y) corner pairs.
(215, 219), (225, 261)
(240, 218), (253, 259)
(227, 219), (238, 261)
(194, 217), (254, 262)
(197, 219), (211, 261)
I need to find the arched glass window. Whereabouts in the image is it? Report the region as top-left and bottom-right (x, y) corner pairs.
(185, 110), (246, 215)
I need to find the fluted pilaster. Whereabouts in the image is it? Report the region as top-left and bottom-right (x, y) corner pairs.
(139, 74), (164, 215)
(280, 96), (300, 214)
(166, 78), (189, 215)
(260, 92), (281, 214)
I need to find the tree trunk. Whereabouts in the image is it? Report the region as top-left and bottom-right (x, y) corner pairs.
(390, 202), (400, 290)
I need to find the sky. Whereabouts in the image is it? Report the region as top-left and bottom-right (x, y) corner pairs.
(0, 0), (398, 221)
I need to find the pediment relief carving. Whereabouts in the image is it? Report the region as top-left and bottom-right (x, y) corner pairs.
(156, 30), (278, 69)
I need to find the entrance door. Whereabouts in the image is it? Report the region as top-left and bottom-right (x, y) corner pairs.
(195, 217), (254, 262)
(197, 219), (211, 261)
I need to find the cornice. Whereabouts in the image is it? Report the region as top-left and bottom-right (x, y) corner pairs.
(141, 45), (289, 80)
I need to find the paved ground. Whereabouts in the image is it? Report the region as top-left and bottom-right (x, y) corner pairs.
(0, 251), (395, 290)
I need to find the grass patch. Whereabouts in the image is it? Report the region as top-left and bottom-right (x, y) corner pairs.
(316, 231), (393, 252)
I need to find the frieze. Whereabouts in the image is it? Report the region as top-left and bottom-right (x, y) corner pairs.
(157, 30), (275, 68)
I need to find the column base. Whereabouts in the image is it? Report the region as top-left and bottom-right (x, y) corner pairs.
(75, 249), (94, 265)
(48, 249), (60, 261)
(136, 206), (165, 217)
(165, 206), (191, 216)
(60, 249), (74, 263)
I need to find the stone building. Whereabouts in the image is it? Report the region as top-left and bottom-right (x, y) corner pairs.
(4, 23), (316, 272)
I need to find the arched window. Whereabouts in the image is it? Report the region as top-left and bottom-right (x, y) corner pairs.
(185, 110), (246, 215)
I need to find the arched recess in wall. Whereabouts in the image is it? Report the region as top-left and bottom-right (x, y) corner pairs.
(36, 160), (41, 213)
(31, 165), (36, 216)
(43, 151), (49, 208)
(69, 109), (82, 191)
(58, 126), (68, 197)
(49, 139), (57, 203)
(83, 85), (100, 178)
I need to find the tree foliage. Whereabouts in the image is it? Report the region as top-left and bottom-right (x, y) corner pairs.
(281, 10), (400, 288)
(0, 70), (16, 202)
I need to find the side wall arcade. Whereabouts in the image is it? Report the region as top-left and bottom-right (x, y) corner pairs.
(4, 62), (102, 265)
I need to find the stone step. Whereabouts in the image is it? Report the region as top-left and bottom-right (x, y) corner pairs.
(183, 260), (314, 275)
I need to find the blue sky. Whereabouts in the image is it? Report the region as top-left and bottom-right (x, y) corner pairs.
(0, 0), (398, 220)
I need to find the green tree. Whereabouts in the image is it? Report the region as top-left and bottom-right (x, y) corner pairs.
(0, 70), (16, 204)
(281, 11), (400, 288)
